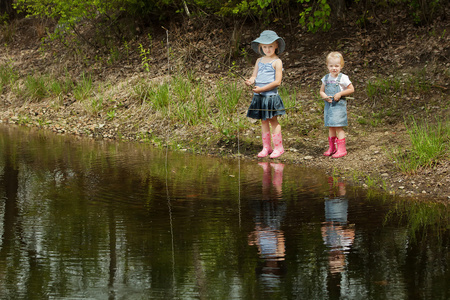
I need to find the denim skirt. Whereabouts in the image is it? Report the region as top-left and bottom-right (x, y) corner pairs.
(247, 94), (286, 121)
(324, 99), (348, 127)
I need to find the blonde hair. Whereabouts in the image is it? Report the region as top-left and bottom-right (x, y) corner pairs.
(326, 52), (345, 68)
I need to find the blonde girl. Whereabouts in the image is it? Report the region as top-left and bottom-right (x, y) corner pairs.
(320, 52), (355, 158)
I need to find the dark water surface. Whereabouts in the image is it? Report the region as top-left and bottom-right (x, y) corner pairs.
(0, 125), (448, 300)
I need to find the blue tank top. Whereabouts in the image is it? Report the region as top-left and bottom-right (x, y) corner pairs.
(255, 59), (280, 96)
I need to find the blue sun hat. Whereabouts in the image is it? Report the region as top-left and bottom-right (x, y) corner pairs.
(251, 30), (286, 54)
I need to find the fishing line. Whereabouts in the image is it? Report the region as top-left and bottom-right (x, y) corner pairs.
(162, 26), (176, 285)
(236, 104), (242, 228)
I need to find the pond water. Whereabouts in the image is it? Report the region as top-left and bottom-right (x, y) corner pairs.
(0, 125), (448, 300)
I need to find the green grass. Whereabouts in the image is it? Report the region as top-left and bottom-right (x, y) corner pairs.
(18, 73), (75, 102)
(130, 73), (247, 131)
(366, 68), (436, 107)
(389, 116), (450, 173)
(49, 76), (74, 97)
(279, 85), (301, 121)
(0, 62), (18, 93)
(73, 72), (93, 101)
(216, 80), (242, 114)
(22, 74), (49, 101)
(133, 80), (171, 113)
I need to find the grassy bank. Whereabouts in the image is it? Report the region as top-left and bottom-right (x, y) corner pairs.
(1, 57), (448, 172)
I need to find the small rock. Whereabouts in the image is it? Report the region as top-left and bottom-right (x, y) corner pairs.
(399, 186), (405, 189)
(381, 173), (389, 177)
(304, 156), (313, 160)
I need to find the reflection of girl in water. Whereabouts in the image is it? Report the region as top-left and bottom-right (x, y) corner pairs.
(248, 162), (287, 288)
(322, 179), (355, 274)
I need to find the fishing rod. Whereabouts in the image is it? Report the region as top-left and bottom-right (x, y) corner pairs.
(246, 96), (355, 112)
(325, 96), (355, 100)
(247, 107), (297, 111)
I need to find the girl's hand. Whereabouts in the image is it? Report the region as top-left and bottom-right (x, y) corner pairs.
(324, 96), (333, 103)
(245, 78), (255, 86)
(252, 86), (263, 94)
(333, 92), (342, 101)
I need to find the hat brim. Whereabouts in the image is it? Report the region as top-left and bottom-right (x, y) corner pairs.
(251, 37), (285, 55)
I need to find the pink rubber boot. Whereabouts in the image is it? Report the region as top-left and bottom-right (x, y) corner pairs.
(323, 136), (337, 156)
(257, 132), (273, 158)
(270, 133), (284, 158)
(332, 138), (347, 158)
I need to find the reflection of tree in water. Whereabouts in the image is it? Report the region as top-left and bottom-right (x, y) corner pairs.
(248, 163), (287, 289)
(322, 178), (355, 296)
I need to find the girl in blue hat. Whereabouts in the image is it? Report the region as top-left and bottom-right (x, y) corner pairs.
(246, 30), (286, 159)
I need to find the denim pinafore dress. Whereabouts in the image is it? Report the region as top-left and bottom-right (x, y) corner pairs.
(324, 73), (348, 127)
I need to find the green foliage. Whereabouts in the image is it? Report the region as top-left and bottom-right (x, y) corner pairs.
(10, 0), (448, 40)
(408, 0), (443, 25)
(13, 0), (183, 24)
(218, 0), (292, 21)
(14, 0), (118, 23)
(138, 43), (152, 72)
(13, 0), (163, 50)
(298, 0), (331, 32)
